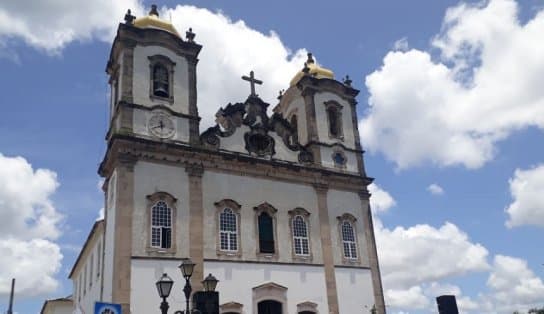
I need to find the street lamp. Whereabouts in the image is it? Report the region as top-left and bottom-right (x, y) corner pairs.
(156, 273), (174, 314)
(202, 274), (219, 292)
(179, 258), (196, 313)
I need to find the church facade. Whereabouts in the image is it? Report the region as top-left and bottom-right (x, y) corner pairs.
(67, 5), (385, 314)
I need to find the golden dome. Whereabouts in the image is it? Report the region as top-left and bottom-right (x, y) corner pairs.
(133, 5), (180, 37)
(290, 53), (334, 86)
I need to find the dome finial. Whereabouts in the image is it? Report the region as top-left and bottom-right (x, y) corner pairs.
(149, 4), (159, 17)
(306, 52), (315, 64)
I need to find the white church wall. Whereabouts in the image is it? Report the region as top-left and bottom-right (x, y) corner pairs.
(204, 260), (328, 314)
(130, 259), (189, 314)
(269, 132), (299, 162)
(314, 92), (356, 149)
(201, 171), (323, 264)
(132, 161), (191, 257)
(103, 170), (117, 302)
(335, 267), (376, 313)
(132, 108), (191, 143)
(319, 146), (359, 173)
(217, 125), (248, 153)
(327, 189), (371, 267)
(132, 45), (190, 113)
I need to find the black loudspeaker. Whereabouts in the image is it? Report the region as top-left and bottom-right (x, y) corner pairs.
(192, 291), (219, 314)
(436, 295), (459, 314)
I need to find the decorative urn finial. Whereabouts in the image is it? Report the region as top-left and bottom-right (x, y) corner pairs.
(124, 9), (136, 25)
(186, 28), (196, 42)
(306, 52), (315, 64)
(149, 4), (159, 16)
(343, 75), (352, 87)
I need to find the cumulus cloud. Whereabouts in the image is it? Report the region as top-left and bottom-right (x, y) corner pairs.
(0, 154), (63, 297)
(377, 220), (489, 290)
(360, 0), (544, 169)
(0, 0), (144, 53)
(482, 255), (544, 313)
(392, 37), (409, 51)
(385, 285), (429, 310)
(167, 5), (307, 127)
(505, 164), (544, 228)
(368, 183), (396, 213)
(427, 183), (444, 195)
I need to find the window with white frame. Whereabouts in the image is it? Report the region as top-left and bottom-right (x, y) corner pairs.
(341, 220), (357, 259)
(292, 215), (310, 256)
(219, 208), (238, 251)
(151, 201), (172, 249)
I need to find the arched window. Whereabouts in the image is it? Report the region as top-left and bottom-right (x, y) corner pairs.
(151, 200), (172, 249)
(220, 208), (238, 251)
(292, 216), (309, 256)
(258, 212), (275, 254)
(152, 64), (169, 98)
(325, 101), (343, 139)
(341, 220), (357, 259)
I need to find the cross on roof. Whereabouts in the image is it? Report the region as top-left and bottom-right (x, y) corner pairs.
(241, 70), (263, 97)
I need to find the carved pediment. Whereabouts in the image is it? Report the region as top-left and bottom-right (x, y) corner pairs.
(200, 95), (314, 163)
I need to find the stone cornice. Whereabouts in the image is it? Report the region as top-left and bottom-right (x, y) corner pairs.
(98, 136), (374, 191)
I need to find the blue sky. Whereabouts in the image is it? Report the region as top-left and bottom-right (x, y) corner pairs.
(0, 0), (543, 313)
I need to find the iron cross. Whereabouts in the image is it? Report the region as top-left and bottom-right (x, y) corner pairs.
(242, 70), (263, 96)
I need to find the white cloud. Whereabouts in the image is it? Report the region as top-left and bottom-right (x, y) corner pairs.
(0, 0), (144, 53)
(97, 207), (104, 221)
(0, 154), (63, 297)
(386, 285), (429, 310)
(368, 183), (396, 213)
(427, 183), (444, 195)
(483, 255), (544, 313)
(167, 5), (307, 127)
(393, 37), (409, 51)
(505, 164), (544, 228)
(376, 220), (489, 289)
(360, 0), (544, 169)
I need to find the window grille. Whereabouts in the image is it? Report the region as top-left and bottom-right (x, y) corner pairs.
(219, 208), (238, 251)
(292, 215), (309, 256)
(341, 221), (357, 259)
(151, 201), (172, 249)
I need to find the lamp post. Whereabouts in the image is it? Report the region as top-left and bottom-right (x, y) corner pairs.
(179, 258), (196, 314)
(156, 273), (174, 314)
(202, 274), (219, 313)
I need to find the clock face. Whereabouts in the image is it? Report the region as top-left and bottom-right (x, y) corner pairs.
(148, 113), (175, 138)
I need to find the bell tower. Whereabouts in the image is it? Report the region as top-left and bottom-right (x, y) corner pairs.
(105, 5), (202, 145)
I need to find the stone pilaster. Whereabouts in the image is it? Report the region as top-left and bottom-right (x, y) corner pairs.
(187, 56), (200, 145)
(301, 86), (321, 165)
(349, 98), (366, 176)
(120, 43), (135, 104)
(112, 154), (136, 314)
(359, 191), (386, 314)
(186, 163), (204, 291)
(314, 183), (339, 313)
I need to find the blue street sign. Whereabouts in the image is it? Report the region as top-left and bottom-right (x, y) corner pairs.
(94, 302), (122, 314)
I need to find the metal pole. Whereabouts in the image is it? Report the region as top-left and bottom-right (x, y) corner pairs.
(160, 297), (169, 314)
(183, 278), (192, 314)
(7, 278), (15, 314)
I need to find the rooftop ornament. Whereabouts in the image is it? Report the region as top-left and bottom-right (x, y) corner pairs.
(185, 28), (196, 42)
(242, 70), (263, 97)
(343, 75), (352, 87)
(124, 9), (136, 25)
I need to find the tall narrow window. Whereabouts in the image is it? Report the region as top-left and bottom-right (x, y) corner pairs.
(341, 221), (357, 259)
(258, 212), (275, 254)
(96, 241), (101, 278)
(89, 254), (94, 287)
(220, 208), (238, 251)
(325, 101), (343, 139)
(290, 114), (299, 143)
(292, 216), (309, 256)
(153, 64), (169, 98)
(151, 200), (172, 249)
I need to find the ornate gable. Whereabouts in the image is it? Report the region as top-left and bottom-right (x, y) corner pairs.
(201, 95), (313, 163)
